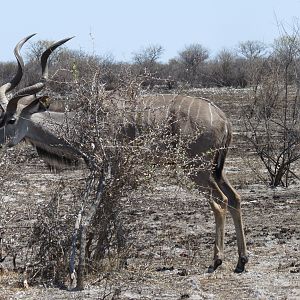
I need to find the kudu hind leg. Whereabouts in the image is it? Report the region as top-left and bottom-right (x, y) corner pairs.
(218, 174), (248, 272)
(206, 179), (229, 273)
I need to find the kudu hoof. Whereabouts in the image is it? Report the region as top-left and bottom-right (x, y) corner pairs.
(234, 256), (249, 273)
(207, 258), (223, 273)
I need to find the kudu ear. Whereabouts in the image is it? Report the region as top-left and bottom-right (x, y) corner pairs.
(21, 96), (50, 115)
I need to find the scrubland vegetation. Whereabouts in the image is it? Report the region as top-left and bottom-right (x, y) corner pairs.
(0, 25), (300, 299)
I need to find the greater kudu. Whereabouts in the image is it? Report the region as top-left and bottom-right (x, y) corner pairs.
(0, 36), (248, 273)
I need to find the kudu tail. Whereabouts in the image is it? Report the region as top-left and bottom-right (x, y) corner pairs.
(213, 122), (232, 180)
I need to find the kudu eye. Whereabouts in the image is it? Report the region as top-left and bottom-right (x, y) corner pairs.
(8, 117), (16, 125)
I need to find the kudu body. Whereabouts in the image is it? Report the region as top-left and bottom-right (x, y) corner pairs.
(0, 36), (248, 273)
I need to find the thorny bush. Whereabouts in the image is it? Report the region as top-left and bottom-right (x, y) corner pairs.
(29, 66), (213, 287)
(0, 65), (213, 288)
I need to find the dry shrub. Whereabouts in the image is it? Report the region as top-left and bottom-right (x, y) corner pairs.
(2, 66), (212, 289)
(243, 32), (300, 187)
(64, 70), (210, 289)
(28, 182), (79, 286)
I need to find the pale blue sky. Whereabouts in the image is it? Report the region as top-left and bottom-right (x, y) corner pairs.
(1, 0), (300, 62)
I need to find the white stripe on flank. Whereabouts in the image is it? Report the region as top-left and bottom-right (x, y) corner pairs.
(184, 97), (194, 131)
(178, 95), (186, 114)
(208, 103), (213, 126)
(187, 97), (193, 117)
(164, 94), (169, 120)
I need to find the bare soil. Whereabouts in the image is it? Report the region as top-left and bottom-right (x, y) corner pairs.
(0, 88), (299, 299)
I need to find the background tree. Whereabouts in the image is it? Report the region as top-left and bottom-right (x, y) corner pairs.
(244, 32), (300, 187)
(209, 48), (244, 87)
(23, 40), (70, 89)
(0, 62), (16, 86)
(132, 44), (164, 74)
(237, 40), (268, 90)
(177, 43), (209, 86)
(132, 44), (164, 88)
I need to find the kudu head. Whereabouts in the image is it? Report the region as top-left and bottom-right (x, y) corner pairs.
(0, 36), (73, 147)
